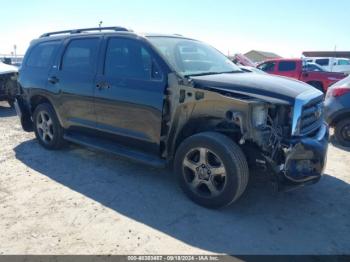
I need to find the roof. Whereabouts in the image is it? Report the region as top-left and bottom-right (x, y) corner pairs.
(256, 58), (303, 65)
(244, 50), (282, 59)
(36, 27), (192, 43)
(303, 51), (350, 59)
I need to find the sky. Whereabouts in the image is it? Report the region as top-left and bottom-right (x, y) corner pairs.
(0, 0), (349, 57)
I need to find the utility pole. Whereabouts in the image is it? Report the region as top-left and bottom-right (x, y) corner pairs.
(13, 45), (17, 62)
(99, 21), (103, 31)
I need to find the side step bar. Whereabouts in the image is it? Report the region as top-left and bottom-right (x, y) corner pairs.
(63, 132), (167, 168)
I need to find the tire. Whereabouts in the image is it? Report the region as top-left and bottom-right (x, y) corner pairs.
(33, 103), (65, 150)
(335, 118), (350, 147)
(309, 82), (324, 93)
(174, 132), (249, 209)
(7, 99), (15, 108)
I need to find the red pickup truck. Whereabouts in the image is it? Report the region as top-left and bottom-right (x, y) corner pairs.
(257, 58), (346, 92)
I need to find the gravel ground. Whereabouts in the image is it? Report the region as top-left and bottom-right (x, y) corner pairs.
(0, 101), (349, 255)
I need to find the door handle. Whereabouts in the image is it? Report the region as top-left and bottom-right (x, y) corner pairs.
(96, 82), (111, 90)
(48, 76), (59, 84)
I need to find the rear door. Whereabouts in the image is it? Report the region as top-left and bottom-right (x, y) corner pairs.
(19, 40), (61, 98)
(276, 60), (299, 79)
(48, 37), (102, 130)
(93, 36), (167, 154)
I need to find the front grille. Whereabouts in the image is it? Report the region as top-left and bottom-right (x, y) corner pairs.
(300, 96), (323, 135)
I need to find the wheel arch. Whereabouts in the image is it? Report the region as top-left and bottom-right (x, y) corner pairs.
(306, 81), (324, 92)
(29, 94), (64, 127)
(170, 117), (242, 158)
(330, 110), (350, 126)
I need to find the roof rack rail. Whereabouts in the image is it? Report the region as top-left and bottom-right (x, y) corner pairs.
(40, 26), (130, 38)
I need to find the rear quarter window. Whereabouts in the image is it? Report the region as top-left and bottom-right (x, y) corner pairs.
(338, 59), (350, 65)
(278, 61), (296, 71)
(26, 41), (60, 68)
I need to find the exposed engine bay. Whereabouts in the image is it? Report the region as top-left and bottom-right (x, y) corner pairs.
(164, 73), (328, 192)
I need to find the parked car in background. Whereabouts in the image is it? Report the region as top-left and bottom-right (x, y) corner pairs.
(325, 75), (350, 147)
(238, 65), (266, 74)
(16, 27), (329, 208)
(257, 58), (346, 92)
(232, 53), (256, 67)
(305, 57), (350, 74)
(303, 62), (325, 72)
(0, 61), (18, 107)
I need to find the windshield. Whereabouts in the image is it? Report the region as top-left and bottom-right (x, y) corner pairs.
(147, 36), (241, 76)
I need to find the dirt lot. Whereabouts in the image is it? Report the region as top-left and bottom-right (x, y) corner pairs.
(0, 101), (349, 255)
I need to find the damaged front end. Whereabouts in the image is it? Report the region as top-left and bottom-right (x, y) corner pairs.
(251, 90), (329, 192)
(163, 72), (328, 192)
(272, 122), (329, 191)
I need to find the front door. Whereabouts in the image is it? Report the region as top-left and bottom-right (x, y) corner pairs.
(94, 37), (166, 154)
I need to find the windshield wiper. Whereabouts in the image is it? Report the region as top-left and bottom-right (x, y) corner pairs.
(184, 70), (242, 77)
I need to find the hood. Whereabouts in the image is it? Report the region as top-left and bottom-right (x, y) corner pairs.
(190, 72), (322, 104)
(0, 62), (18, 75)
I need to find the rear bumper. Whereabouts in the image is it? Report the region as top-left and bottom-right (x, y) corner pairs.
(277, 123), (329, 191)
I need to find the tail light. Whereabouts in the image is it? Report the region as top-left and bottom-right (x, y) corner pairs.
(330, 87), (350, 97)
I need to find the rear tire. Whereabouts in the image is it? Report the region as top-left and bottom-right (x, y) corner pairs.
(33, 103), (65, 150)
(335, 118), (350, 147)
(174, 132), (249, 209)
(7, 99), (15, 108)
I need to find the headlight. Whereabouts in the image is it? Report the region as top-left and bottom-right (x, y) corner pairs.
(252, 104), (268, 128)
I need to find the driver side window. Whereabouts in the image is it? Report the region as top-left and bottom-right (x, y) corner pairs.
(258, 61), (276, 72)
(104, 38), (162, 80)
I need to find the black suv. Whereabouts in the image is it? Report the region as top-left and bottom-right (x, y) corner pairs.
(16, 27), (329, 208)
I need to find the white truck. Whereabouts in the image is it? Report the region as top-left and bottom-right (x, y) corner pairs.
(0, 61), (18, 107)
(305, 57), (350, 74)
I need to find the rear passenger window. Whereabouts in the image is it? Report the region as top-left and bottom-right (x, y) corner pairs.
(338, 59), (350, 65)
(26, 41), (60, 68)
(104, 38), (161, 80)
(278, 61), (296, 71)
(62, 38), (99, 73)
(315, 59), (329, 66)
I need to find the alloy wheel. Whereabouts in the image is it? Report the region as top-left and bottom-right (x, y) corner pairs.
(341, 124), (350, 142)
(182, 147), (227, 198)
(36, 112), (54, 144)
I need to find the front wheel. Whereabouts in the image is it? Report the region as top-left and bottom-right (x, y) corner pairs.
(335, 118), (350, 147)
(33, 103), (65, 150)
(174, 132), (249, 209)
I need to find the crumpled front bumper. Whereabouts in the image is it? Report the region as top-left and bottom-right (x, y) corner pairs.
(277, 122), (329, 191)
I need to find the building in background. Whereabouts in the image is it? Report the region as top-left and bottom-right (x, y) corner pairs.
(303, 51), (350, 59)
(244, 50), (282, 63)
